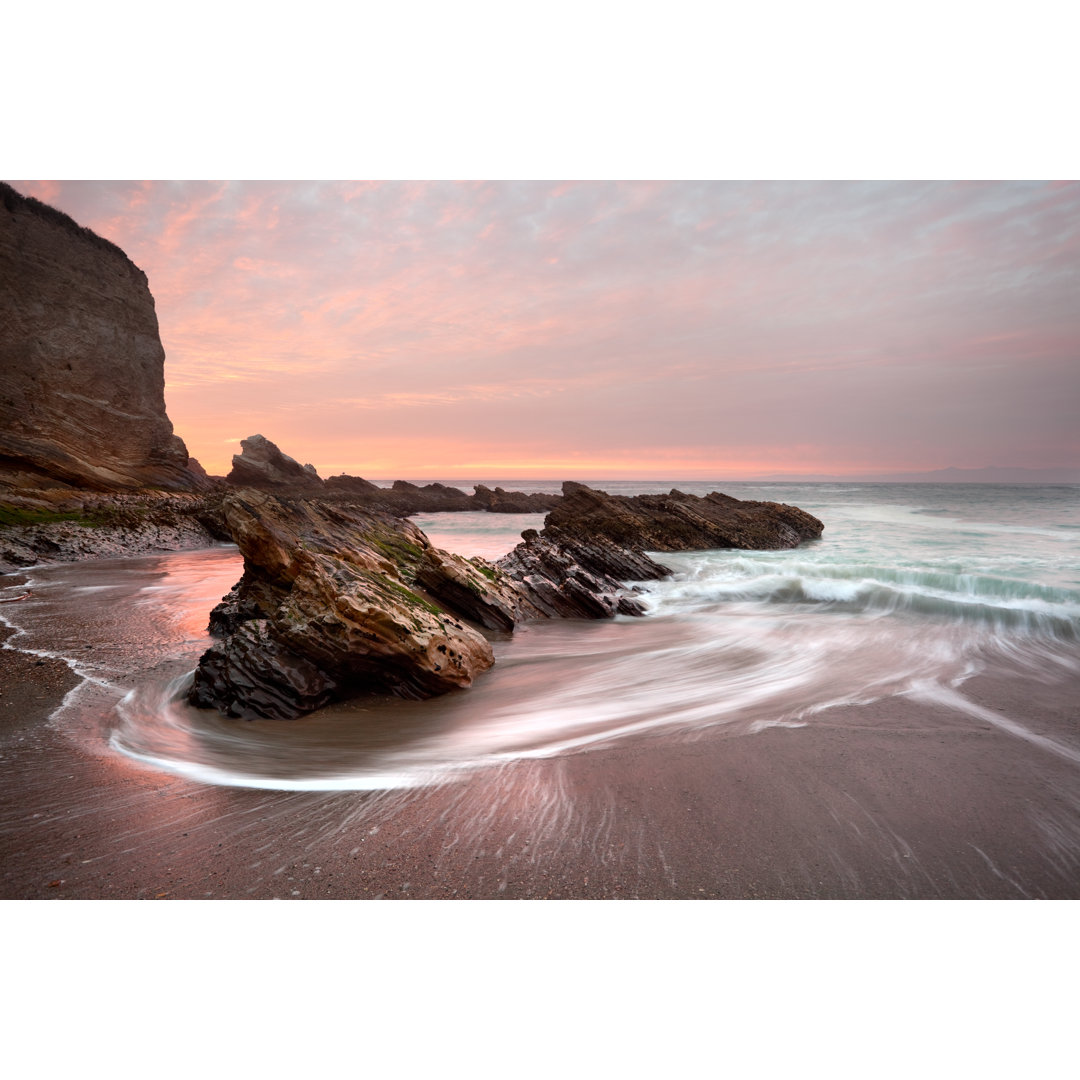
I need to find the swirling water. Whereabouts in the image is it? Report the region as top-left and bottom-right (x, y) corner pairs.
(4, 483), (1079, 791)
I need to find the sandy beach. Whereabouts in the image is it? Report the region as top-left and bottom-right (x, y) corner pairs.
(3, 623), (1078, 900)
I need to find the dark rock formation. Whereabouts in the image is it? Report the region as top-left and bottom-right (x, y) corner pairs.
(189, 481), (823, 721)
(385, 481), (474, 512)
(323, 473), (380, 494)
(0, 491), (230, 571)
(189, 491), (531, 720)
(490, 482), (823, 620)
(323, 478), (559, 516)
(226, 434), (325, 490)
(0, 182), (195, 491)
(495, 531), (666, 618)
(471, 484), (563, 513)
(542, 481), (823, 552)
(227, 436), (561, 515)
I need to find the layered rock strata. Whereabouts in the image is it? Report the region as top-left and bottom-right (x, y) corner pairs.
(470, 484), (562, 513)
(0, 182), (196, 491)
(0, 492), (230, 571)
(543, 481), (824, 552)
(226, 434), (324, 490)
(494, 532), (665, 619)
(225, 435), (562, 515)
(190, 482), (822, 721)
(343, 481), (561, 516)
(189, 491), (548, 720)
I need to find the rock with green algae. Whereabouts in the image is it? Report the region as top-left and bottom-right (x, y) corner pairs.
(189, 491), (531, 720)
(190, 481), (825, 721)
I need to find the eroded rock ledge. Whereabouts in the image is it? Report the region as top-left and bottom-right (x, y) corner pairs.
(225, 433), (562, 514)
(0, 491), (229, 571)
(545, 481), (824, 551)
(189, 491), (542, 719)
(189, 483), (822, 720)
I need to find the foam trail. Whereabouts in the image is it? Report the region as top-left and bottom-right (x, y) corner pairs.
(905, 681), (1080, 766)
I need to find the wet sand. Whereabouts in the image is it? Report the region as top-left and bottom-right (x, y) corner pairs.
(2, 638), (1078, 899)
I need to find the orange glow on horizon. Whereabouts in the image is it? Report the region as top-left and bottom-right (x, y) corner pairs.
(184, 431), (952, 483)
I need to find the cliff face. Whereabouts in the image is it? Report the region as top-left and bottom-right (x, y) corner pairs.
(0, 182), (194, 490)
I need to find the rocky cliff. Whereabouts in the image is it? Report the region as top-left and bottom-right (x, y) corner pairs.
(0, 182), (195, 491)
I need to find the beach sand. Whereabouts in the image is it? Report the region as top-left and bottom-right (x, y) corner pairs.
(2, 630), (1078, 899)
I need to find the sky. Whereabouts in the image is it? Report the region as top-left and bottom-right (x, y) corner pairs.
(11, 179), (1080, 480)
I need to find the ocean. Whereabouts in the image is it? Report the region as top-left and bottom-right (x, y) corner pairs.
(5, 482), (1077, 790)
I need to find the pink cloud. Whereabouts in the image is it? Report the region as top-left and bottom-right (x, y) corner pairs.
(8, 180), (1079, 477)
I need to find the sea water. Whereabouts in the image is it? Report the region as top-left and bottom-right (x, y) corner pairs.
(3, 483), (1078, 790)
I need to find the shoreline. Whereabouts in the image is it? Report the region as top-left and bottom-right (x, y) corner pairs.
(0, 624), (82, 738)
(2, 635), (1078, 898)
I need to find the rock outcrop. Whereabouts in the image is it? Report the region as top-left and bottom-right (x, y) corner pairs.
(471, 485), (562, 513)
(323, 475), (562, 516)
(487, 483), (823, 619)
(226, 434), (325, 490)
(323, 473), (380, 495)
(189, 491), (546, 720)
(189, 482), (823, 721)
(542, 482), (823, 552)
(494, 530), (667, 619)
(0, 182), (196, 491)
(226, 434), (563, 515)
(0, 491), (230, 571)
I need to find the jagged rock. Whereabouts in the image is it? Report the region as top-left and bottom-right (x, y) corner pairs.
(471, 484), (563, 513)
(206, 569), (283, 636)
(496, 532), (668, 618)
(189, 620), (339, 719)
(226, 434), (325, 490)
(542, 481), (824, 552)
(414, 546), (544, 631)
(490, 482), (822, 619)
(189, 491), (506, 719)
(0, 182), (194, 491)
(384, 481), (473, 512)
(324, 473), (380, 494)
(322, 478), (563, 516)
(183, 457), (218, 490)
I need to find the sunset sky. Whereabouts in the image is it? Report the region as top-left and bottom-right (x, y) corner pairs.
(11, 180), (1080, 480)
